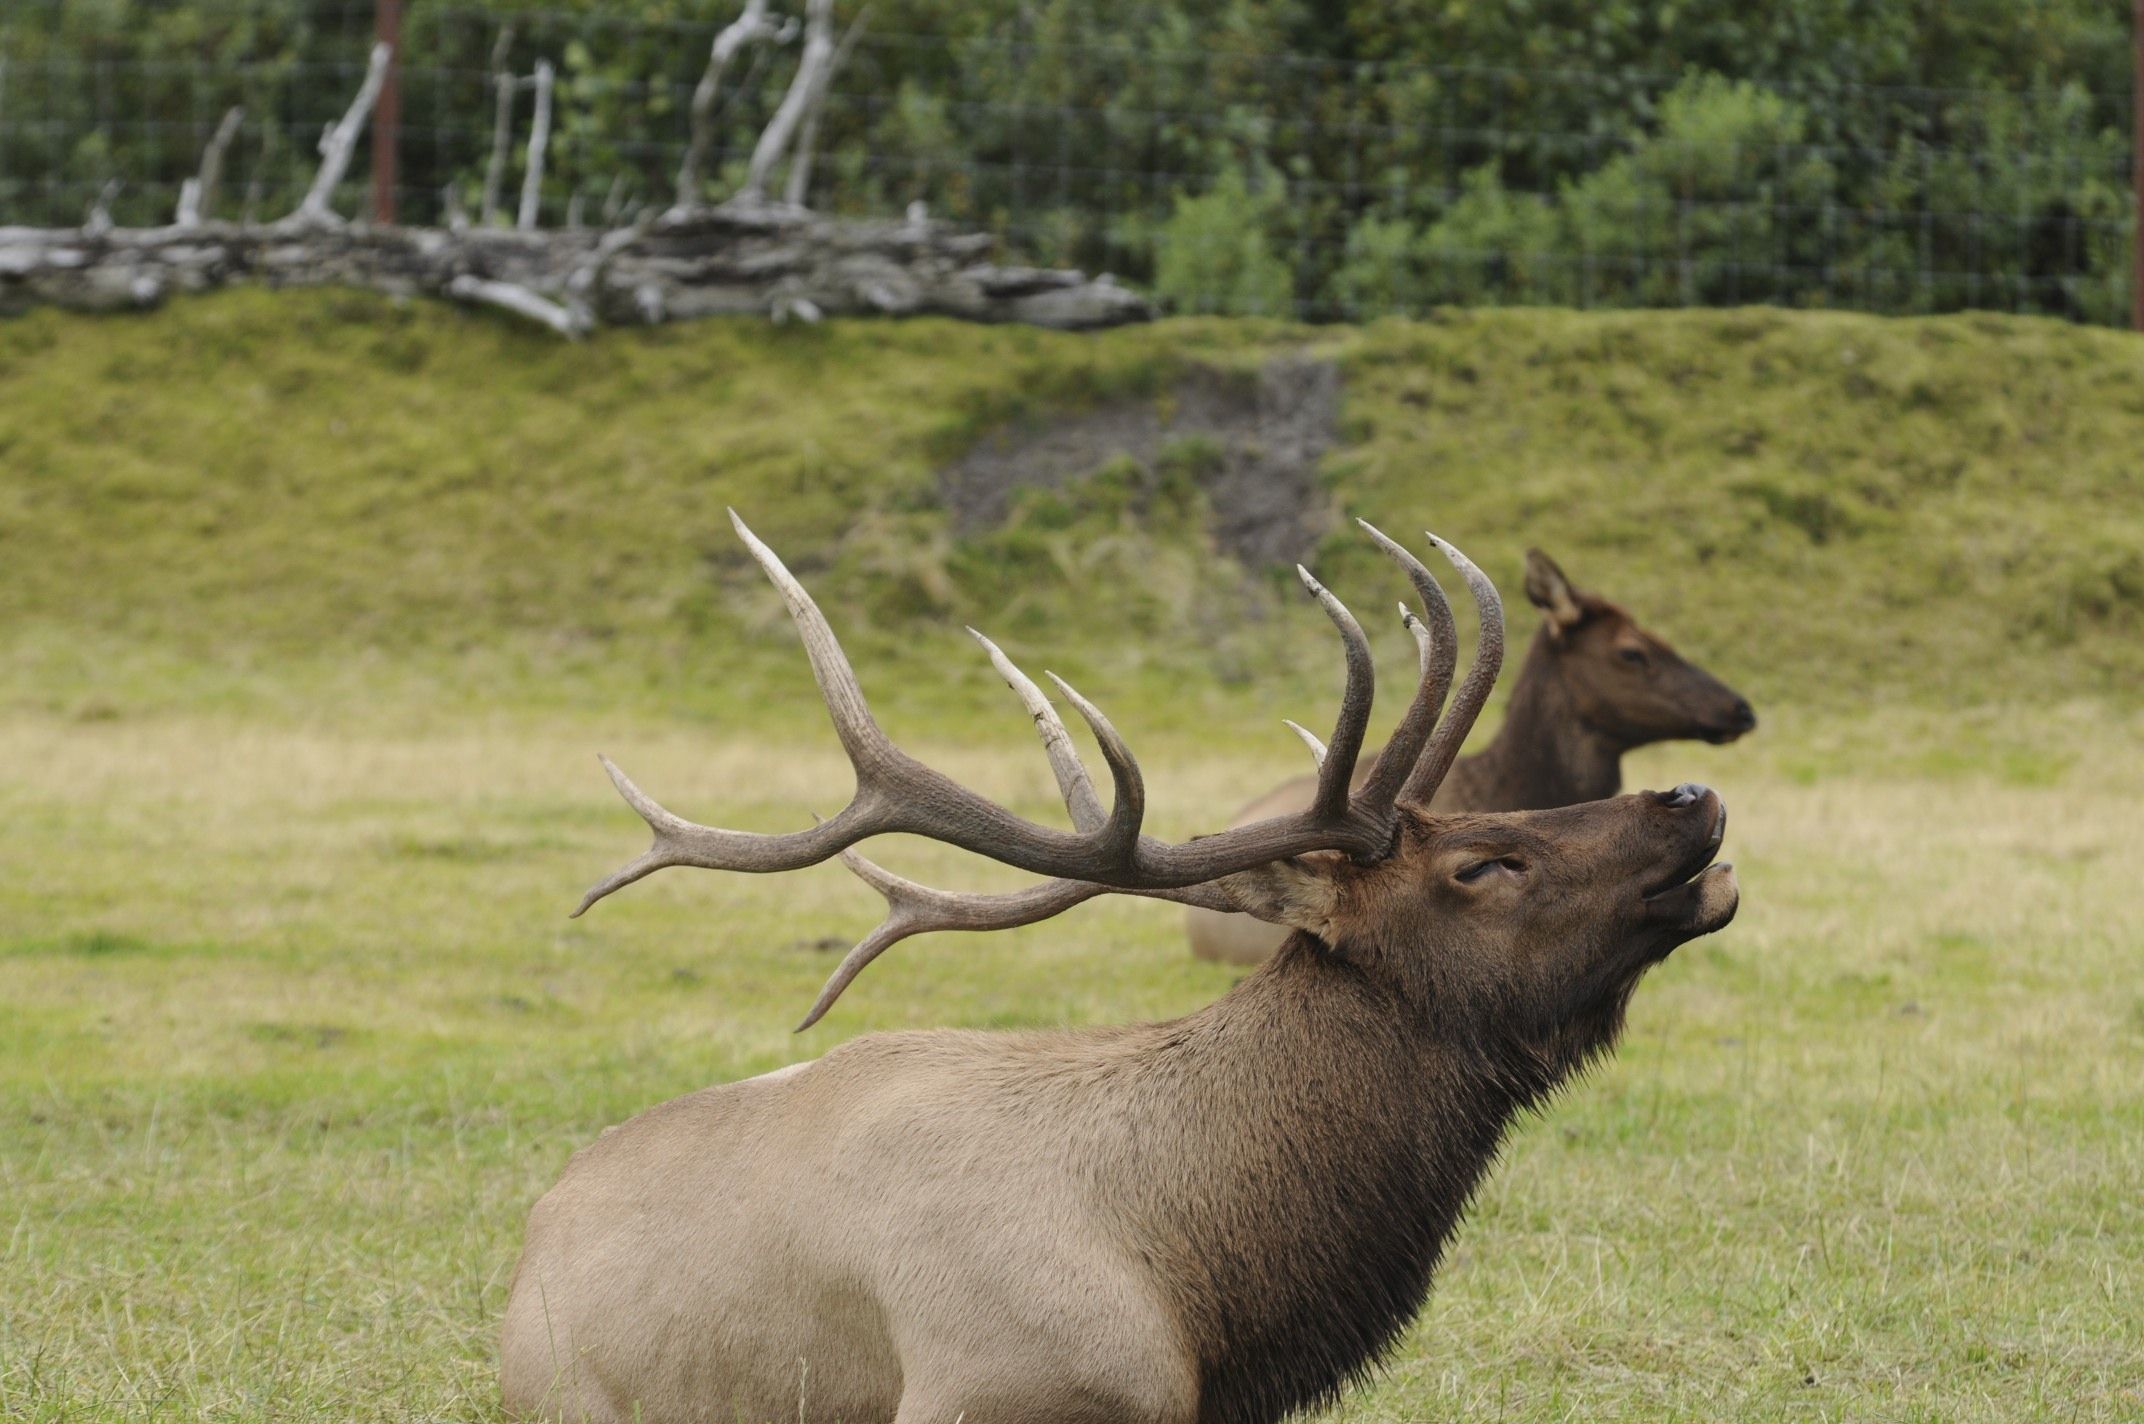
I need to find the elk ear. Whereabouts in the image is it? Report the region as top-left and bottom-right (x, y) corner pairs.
(1524, 548), (1585, 636)
(1218, 854), (1344, 938)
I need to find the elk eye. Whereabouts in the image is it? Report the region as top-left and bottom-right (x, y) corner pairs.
(1455, 857), (1526, 884)
(1617, 646), (1651, 668)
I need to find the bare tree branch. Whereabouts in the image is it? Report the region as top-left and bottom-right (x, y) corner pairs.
(480, 26), (518, 228)
(288, 41), (392, 228)
(175, 107), (244, 227)
(518, 60), (555, 232)
(85, 180), (120, 236)
(675, 0), (794, 214)
(737, 0), (833, 207)
(568, 216), (654, 304)
(783, 5), (869, 209)
(447, 273), (588, 339)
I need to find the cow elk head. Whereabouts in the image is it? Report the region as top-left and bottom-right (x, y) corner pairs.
(1525, 548), (1756, 747)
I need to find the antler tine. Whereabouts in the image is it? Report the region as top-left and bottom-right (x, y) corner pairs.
(1282, 719), (1327, 768)
(970, 628), (1106, 833)
(1399, 604), (1431, 662)
(729, 509), (881, 763)
(798, 849), (944, 1031)
(1349, 520), (1459, 815)
(1294, 565), (1374, 820)
(1042, 672), (1145, 857)
(568, 755), (701, 915)
(1399, 535), (1506, 805)
(805, 850), (1250, 1032)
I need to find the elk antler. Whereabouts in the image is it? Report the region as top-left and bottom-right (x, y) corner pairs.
(1399, 539), (1504, 803)
(576, 516), (1503, 1020)
(1349, 520), (1459, 814)
(807, 580), (1461, 1030)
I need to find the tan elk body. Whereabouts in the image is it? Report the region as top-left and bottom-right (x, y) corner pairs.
(1187, 549), (1755, 964)
(501, 515), (1740, 1424)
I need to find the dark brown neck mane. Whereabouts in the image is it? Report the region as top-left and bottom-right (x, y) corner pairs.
(1119, 935), (1590, 1424)
(1432, 627), (1625, 812)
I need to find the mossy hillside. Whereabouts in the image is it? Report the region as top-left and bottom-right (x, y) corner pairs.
(3, 293), (2138, 732)
(0, 291), (1226, 722)
(1326, 308), (2144, 711)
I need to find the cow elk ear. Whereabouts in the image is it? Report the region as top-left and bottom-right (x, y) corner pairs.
(1221, 854), (1344, 939)
(1524, 548), (1585, 637)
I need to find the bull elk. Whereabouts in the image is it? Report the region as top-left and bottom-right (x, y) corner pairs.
(1188, 547), (1755, 964)
(501, 513), (1740, 1424)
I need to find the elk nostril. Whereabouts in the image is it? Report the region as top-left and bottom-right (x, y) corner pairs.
(1656, 782), (1709, 808)
(1731, 700), (1757, 730)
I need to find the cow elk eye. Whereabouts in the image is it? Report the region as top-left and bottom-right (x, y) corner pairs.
(1455, 857), (1527, 884)
(1617, 646), (1651, 668)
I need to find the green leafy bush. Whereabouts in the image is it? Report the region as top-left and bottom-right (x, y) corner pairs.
(1152, 163), (1296, 317)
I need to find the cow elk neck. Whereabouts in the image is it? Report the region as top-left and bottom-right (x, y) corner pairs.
(502, 514), (1741, 1424)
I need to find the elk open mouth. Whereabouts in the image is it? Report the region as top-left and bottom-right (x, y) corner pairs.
(1642, 861), (1739, 938)
(1641, 802), (1737, 934)
(1641, 797), (1729, 904)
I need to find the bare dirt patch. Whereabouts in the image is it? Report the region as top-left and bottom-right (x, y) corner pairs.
(940, 355), (1341, 568)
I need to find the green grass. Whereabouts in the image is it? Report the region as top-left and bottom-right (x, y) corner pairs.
(3, 294), (2140, 723)
(3, 711), (2139, 1422)
(2, 295), (2142, 1421)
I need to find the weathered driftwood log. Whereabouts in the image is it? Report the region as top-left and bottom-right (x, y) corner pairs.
(289, 43), (393, 229)
(175, 107), (246, 228)
(480, 27), (519, 228)
(0, 203), (1152, 334)
(516, 61), (555, 233)
(784, 5), (871, 208)
(675, 0), (794, 213)
(738, 0), (835, 207)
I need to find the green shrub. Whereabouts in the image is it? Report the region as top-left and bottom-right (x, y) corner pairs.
(1153, 163), (1296, 317)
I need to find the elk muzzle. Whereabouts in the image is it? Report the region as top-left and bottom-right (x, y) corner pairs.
(1703, 696), (1759, 744)
(1640, 783), (1737, 936)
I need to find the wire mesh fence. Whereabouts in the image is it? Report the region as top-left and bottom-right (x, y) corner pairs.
(2, 0), (2135, 324)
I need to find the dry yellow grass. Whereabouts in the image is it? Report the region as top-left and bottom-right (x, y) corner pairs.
(2, 700), (2140, 1421)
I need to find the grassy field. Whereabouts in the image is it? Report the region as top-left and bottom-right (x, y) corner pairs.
(3, 296), (2142, 1421)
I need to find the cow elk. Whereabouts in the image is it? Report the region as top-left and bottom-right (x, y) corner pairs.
(1188, 546), (1755, 964)
(501, 513), (1740, 1424)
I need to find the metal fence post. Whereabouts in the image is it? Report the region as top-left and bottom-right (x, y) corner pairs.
(2132, 0), (2143, 328)
(371, 0), (403, 225)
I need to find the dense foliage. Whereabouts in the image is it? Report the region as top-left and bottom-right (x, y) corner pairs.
(1, 0), (2136, 320)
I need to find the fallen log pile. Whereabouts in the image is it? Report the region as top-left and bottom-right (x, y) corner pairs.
(0, 29), (1150, 336)
(0, 206), (1150, 336)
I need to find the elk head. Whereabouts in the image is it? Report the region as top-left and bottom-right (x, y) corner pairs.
(1524, 548), (1756, 747)
(575, 515), (1736, 1037)
(1260, 784), (1733, 1085)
